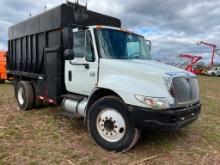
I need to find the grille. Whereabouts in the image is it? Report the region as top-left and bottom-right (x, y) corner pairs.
(172, 77), (199, 104)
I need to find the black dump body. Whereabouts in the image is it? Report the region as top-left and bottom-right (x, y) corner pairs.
(7, 2), (121, 103)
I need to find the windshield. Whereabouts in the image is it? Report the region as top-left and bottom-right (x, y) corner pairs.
(95, 28), (152, 60)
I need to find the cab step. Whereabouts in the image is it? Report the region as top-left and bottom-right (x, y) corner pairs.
(61, 93), (86, 101)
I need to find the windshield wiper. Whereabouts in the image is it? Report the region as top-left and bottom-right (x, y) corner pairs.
(118, 56), (129, 59)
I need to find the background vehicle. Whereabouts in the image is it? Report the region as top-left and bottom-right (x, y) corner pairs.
(197, 41), (219, 68)
(206, 67), (220, 76)
(0, 51), (10, 83)
(7, 2), (201, 152)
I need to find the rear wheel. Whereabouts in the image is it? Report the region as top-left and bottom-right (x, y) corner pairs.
(16, 81), (34, 111)
(0, 79), (5, 83)
(88, 96), (140, 152)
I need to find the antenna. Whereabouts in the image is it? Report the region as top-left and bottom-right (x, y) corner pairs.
(44, 5), (47, 11)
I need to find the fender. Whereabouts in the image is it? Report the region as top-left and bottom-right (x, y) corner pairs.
(98, 74), (171, 106)
(84, 87), (123, 124)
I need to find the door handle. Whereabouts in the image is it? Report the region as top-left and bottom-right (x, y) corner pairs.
(69, 61), (90, 69)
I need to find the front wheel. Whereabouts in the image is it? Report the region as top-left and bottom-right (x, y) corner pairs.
(87, 96), (140, 152)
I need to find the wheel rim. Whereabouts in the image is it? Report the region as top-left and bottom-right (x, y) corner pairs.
(96, 108), (126, 142)
(18, 87), (25, 105)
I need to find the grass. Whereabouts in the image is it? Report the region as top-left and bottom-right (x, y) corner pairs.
(0, 76), (220, 165)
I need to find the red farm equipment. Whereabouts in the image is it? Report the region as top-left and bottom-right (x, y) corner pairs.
(197, 41), (217, 68)
(179, 54), (203, 75)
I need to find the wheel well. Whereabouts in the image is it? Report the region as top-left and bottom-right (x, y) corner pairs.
(86, 88), (123, 118)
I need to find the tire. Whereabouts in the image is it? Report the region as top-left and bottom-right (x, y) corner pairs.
(16, 81), (34, 111)
(0, 79), (5, 83)
(87, 96), (141, 152)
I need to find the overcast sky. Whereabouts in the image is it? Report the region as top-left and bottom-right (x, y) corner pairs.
(0, 0), (220, 65)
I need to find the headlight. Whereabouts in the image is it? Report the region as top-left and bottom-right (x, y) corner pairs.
(135, 95), (170, 110)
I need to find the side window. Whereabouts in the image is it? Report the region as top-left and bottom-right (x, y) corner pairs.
(85, 32), (95, 62)
(73, 31), (85, 58)
(127, 42), (140, 57)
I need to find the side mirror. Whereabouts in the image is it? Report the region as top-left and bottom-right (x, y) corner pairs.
(64, 49), (75, 60)
(145, 40), (152, 51)
(63, 27), (73, 50)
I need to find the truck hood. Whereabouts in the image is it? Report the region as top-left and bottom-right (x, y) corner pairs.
(98, 59), (195, 108)
(99, 59), (189, 76)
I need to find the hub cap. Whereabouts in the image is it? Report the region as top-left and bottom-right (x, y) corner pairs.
(96, 108), (126, 142)
(18, 87), (25, 105)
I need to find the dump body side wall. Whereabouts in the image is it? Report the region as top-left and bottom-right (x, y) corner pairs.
(8, 30), (60, 75)
(8, 29), (65, 103)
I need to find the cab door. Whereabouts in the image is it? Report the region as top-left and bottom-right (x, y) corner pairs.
(65, 29), (98, 95)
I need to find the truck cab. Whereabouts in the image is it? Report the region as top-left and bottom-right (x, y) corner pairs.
(62, 25), (201, 151)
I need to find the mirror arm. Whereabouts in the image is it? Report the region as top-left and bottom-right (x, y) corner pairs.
(145, 39), (152, 51)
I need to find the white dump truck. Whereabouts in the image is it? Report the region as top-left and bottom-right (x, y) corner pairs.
(7, 2), (201, 152)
